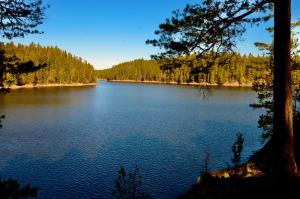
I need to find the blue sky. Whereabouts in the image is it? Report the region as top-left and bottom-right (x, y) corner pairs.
(7, 0), (300, 69)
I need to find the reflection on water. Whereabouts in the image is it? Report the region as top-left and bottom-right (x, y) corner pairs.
(0, 81), (262, 199)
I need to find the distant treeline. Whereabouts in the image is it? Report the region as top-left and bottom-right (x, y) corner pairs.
(1, 42), (96, 86)
(96, 54), (300, 86)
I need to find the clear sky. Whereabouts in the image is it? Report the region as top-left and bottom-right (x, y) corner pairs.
(7, 0), (300, 70)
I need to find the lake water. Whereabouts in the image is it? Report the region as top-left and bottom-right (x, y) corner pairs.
(0, 81), (263, 199)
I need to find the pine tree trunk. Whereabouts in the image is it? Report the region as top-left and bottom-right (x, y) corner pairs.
(273, 0), (298, 177)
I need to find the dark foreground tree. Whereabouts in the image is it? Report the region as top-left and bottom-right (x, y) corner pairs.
(147, 0), (298, 177)
(231, 133), (244, 169)
(0, 0), (46, 39)
(272, 0), (298, 177)
(113, 166), (151, 199)
(0, 178), (38, 199)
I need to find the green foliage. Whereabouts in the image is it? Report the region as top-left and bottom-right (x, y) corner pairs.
(1, 42), (96, 86)
(250, 88), (274, 141)
(250, 19), (300, 141)
(96, 59), (162, 82)
(0, 0), (47, 39)
(96, 54), (300, 86)
(231, 133), (244, 169)
(113, 166), (151, 199)
(146, 0), (273, 70)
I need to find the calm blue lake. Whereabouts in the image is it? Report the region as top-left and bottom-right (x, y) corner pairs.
(0, 81), (263, 199)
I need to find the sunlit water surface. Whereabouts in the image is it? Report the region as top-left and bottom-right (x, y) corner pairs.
(0, 81), (263, 199)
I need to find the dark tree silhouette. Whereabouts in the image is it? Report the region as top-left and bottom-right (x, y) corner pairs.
(200, 152), (210, 176)
(2, 52), (47, 86)
(146, 0), (272, 64)
(0, 178), (38, 199)
(0, 0), (46, 39)
(147, 0), (298, 177)
(113, 166), (151, 199)
(0, 115), (5, 128)
(231, 133), (245, 169)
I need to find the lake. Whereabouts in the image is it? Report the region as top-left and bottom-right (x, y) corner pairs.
(0, 81), (263, 199)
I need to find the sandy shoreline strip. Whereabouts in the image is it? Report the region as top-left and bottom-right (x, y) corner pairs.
(7, 82), (98, 89)
(106, 79), (253, 87)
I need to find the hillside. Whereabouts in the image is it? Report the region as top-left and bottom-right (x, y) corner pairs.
(96, 56), (300, 86)
(1, 42), (96, 87)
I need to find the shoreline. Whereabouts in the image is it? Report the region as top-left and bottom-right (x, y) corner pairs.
(105, 79), (253, 87)
(6, 82), (98, 89)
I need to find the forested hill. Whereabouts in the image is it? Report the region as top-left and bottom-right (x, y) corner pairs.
(96, 55), (300, 86)
(1, 42), (96, 86)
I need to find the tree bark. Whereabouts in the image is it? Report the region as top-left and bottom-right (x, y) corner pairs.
(273, 0), (298, 177)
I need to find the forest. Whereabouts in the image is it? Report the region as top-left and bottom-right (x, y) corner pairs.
(1, 42), (96, 87)
(96, 54), (300, 86)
